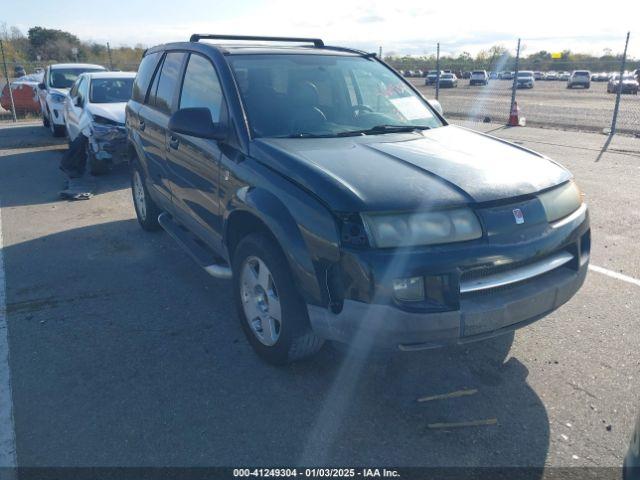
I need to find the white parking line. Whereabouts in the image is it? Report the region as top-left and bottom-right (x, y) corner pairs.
(589, 264), (640, 288)
(0, 202), (17, 467)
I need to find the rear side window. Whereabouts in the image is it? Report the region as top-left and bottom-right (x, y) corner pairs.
(153, 52), (185, 114)
(132, 52), (161, 103)
(179, 54), (224, 122)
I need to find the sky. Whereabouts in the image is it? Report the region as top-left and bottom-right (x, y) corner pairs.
(4, 0), (639, 58)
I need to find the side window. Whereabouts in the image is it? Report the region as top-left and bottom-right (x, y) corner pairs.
(179, 54), (223, 122)
(69, 77), (81, 98)
(131, 52), (161, 103)
(78, 78), (89, 105)
(154, 52), (185, 114)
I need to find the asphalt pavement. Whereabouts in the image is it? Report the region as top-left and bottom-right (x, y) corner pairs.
(0, 122), (638, 473)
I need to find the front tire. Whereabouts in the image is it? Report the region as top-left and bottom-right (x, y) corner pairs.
(233, 233), (324, 365)
(131, 161), (161, 231)
(49, 118), (65, 137)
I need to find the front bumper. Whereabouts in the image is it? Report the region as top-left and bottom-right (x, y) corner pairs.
(308, 203), (590, 351)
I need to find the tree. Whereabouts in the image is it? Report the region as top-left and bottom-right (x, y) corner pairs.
(27, 26), (81, 61)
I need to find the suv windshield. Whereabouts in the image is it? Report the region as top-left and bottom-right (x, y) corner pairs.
(228, 54), (442, 138)
(49, 68), (104, 89)
(90, 78), (134, 103)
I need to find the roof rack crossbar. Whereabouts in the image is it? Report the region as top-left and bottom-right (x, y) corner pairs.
(190, 34), (324, 47)
(321, 45), (376, 57)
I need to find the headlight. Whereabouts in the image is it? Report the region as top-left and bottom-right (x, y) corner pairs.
(49, 93), (66, 103)
(362, 208), (482, 248)
(538, 180), (582, 223)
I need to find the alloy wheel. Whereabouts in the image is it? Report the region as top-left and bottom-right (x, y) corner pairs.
(132, 170), (147, 221)
(240, 256), (282, 346)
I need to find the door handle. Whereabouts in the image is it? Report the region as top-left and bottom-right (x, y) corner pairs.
(139, 119), (146, 131)
(169, 135), (180, 150)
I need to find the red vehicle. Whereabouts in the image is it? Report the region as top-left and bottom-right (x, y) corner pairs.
(1, 74), (42, 115)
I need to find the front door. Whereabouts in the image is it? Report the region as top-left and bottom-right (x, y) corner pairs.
(165, 53), (226, 252)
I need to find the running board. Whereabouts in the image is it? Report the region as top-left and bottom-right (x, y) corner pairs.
(157, 213), (232, 279)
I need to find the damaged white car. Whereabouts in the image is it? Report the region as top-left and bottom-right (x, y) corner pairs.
(64, 71), (135, 174)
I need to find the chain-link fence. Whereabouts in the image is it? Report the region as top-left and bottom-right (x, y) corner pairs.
(0, 53), (140, 121)
(400, 33), (640, 137)
(1, 34), (639, 139)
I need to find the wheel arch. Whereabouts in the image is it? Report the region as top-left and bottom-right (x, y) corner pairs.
(224, 187), (337, 307)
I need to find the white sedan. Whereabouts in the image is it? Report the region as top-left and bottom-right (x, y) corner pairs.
(63, 71), (135, 174)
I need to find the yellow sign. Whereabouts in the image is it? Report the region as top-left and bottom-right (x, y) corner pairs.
(551, 52), (563, 59)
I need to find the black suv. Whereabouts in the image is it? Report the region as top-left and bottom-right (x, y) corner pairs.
(126, 34), (590, 365)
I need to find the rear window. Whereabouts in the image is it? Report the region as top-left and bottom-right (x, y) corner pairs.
(150, 52), (185, 114)
(574, 71), (590, 77)
(472, 71), (485, 75)
(132, 52), (161, 103)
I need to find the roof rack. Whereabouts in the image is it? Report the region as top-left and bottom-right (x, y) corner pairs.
(190, 34), (324, 47)
(321, 45), (376, 57)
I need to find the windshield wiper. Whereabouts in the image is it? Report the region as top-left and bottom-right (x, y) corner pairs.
(335, 125), (431, 137)
(286, 132), (335, 138)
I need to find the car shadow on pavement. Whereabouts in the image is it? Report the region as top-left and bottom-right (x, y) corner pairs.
(0, 124), (67, 150)
(0, 146), (130, 208)
(3, 219), (549, 471)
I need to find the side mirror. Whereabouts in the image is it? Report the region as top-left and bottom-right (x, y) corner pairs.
(168, 107), (226, 141)
(429, 99), (444, 116)
(73, 97), (81, 107)
(38, 82), (45, 90)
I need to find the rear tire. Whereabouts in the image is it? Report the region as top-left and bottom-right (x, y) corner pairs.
(233, 232), (324, 365)
(131, 161), (161, 231)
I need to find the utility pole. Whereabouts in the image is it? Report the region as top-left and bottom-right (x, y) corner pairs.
(509, 38), (521, 121)
(0, 40), (17, 122)
(378, 46), (382, 58)
(597, 31), (631, 161)
(107, 42), (114, 70)
(435, 42), (440, 100)
(610, 31), (630, 138)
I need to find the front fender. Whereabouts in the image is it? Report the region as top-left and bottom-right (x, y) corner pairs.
(225, 184), (341, 307)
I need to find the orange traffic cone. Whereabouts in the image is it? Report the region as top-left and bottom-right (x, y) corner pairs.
(508, 101), (525, 126)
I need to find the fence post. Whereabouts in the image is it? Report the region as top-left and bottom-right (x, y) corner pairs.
(508, 38), (521, 124)
(609, 31), (630, 138)
(107, 42), (114, 70)
(435, 42), (440, 100)
(0, 40), (17, 122)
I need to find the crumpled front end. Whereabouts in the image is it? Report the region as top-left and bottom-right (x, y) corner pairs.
(85, 122), (128, 165)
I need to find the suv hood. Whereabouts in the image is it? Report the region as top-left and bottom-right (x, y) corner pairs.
(252, 125), (570, 212)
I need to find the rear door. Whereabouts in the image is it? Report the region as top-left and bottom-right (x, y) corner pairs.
(165, 52), (226, 251)
(136, 51), (186, 207)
